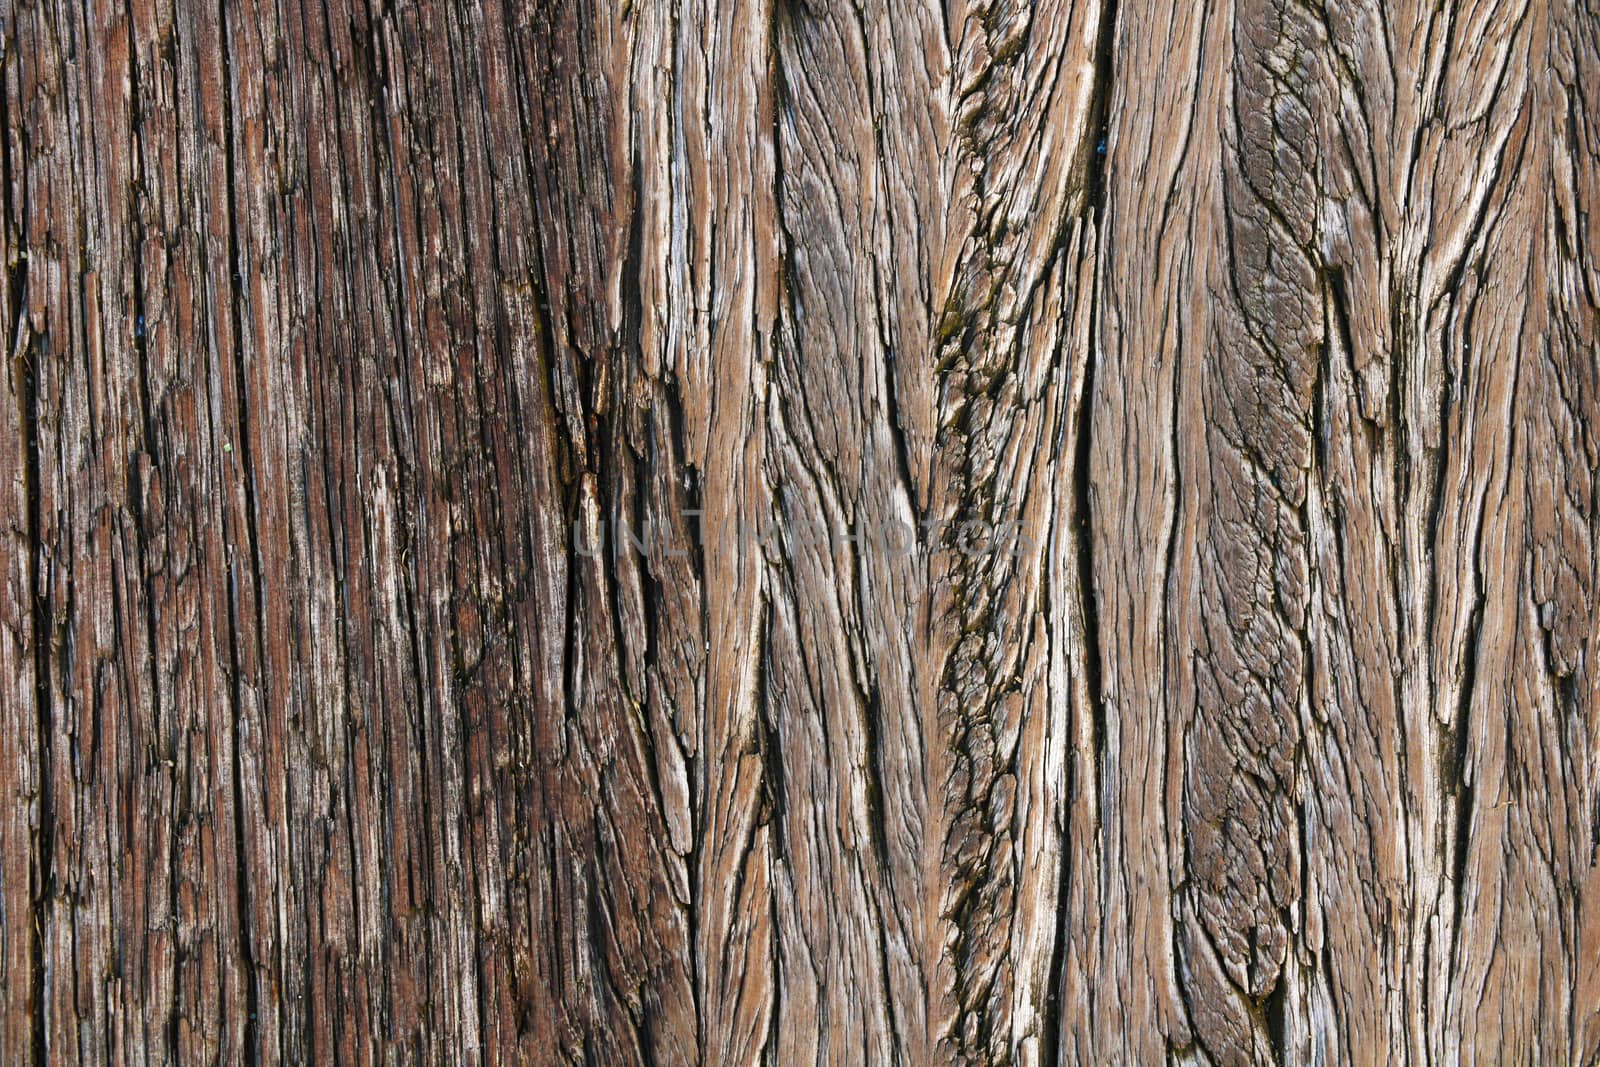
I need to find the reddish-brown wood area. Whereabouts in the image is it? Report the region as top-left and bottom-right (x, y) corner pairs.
(3, 0), (1599, 1062)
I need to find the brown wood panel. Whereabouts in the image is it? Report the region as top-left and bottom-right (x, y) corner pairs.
(1, 0), (1596, 1062)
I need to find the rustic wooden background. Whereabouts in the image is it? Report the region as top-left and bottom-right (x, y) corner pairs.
(3, 0), (1599, 1062)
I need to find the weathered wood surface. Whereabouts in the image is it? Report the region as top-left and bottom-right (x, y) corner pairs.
(2, 0), (1599, 1061)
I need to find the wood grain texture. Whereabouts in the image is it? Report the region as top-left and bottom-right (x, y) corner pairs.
(2, 0), (1597, 1062)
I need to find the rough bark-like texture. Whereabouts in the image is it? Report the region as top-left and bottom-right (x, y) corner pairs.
(2, 0), (1597, 1062)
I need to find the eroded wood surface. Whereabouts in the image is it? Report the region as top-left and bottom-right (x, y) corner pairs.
(2, 0), (1598, 1062)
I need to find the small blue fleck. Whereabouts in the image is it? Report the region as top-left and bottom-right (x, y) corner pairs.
(135, 315), (145, 339)
(1096, 139), (1106, 155)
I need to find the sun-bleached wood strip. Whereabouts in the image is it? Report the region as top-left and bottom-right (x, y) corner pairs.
(1067, 0), (1224, 1058)
(759, 0), (948, 1058)
(626, 0), (780, 1059)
